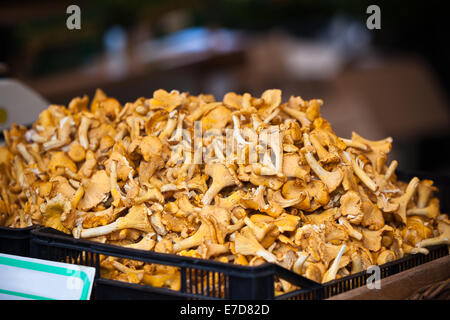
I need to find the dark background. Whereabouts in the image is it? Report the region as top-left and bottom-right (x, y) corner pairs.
(1, 0), (449, 174)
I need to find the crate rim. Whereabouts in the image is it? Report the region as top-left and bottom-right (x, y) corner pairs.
(31, 226), (321, 289)
(0, 225), (35, 232)
(32, 226), (276, 273)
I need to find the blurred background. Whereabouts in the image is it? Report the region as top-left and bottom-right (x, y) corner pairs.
(1, 0), (449, 174)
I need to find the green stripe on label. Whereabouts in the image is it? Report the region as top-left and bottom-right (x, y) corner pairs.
(0, 288), (54, 300)
(0, 256), (91, 300)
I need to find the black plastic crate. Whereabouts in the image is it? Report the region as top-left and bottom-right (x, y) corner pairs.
(30, 227), (448, 300)
(277, 244), (448, 300)
(277, 169), (450, 300)
(30, 227), (321, 300)
(28, 170), (450, 299)
(0, 225), (36, 257)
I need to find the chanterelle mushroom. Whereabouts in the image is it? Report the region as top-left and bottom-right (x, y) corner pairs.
(80, 204), (153, 238)
(173, 218), (213, 252)
(361, 225), (394, 252)
(234, 230), (278, 263)
(322, 244), (346, 283)
(1, 88), (446, 295)
(202, 163), (240, 205)
(417, 220), (449, 248)
(391, 177), (420, 224)
(407, 198), (440, 220)
(416, 180), (437, 209)
(303, 133), (343, 192)
(77, 170), (110, 211)
(340, 191), (362, 223)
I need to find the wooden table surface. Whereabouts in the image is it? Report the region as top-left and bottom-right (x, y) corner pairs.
(328, 255), (450, 300)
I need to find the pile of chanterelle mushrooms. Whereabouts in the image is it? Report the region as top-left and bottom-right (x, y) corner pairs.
(0, 88), (448, 295)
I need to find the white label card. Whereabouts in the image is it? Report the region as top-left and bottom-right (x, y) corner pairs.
(0, 253), (95, 300)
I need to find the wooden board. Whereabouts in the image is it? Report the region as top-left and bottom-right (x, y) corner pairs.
(328, 255), (450, 300)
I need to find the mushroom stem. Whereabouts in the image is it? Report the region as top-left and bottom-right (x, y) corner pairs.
(150, 211), (167, 236)
(304, 150), (342, 193)
(17, 143), (35, 164)
(110, 161), (125, 207)
(322, 244), (346, 283)
(201, 243), (230, 259)
(417, 221), (449, 248)
(269, 190), (305, 208)
(310, 134), (337, 163)
(202, 183), (224, 206)
(232, 115), (252, 145)
(392, 177), (420, 224)
(159, 111), (178, 141)
(112, 261), (144, 282)
(202, 163), (239, 205)
(269, 125), (284, 177)
(417, 235), (449, 247)
(409, 247), (430, 255)
(339, 217), (363, 240)
(227, 218), (246, 234)
(124, 233), (156, 251)
(243, 217), (275, 242)
(80, 220), (119, 238)
(282, 107), (311, 128)
(351, 253), (363, 274)
(70, 186), (85, 209)
(252, 162), (277, 176)
(234, 232), (278, 263)
(134, 188), (164, 205)
(351, 157), (377, 192)
(78, 117), (91, 150)
(417, 180), (436, 209)
(115, 124), (128, 142)
(173, 221), (211, 252)
(341, 138), (368, 151)
(407, 198), (440, 219)
(27, 130), (47, 143)
(80, 204), (152, 238)
(14, 157), (28, 189)
(263, 109), (280, 124)
(303, 133), (343, 192)
(128, 116), (144, 140)
(384, 160), (398, 182)
(257, 250), (278, 264)
(293, 252), (309, 274)
(43, 116), (74, 151)
(168, 113), (185, 143)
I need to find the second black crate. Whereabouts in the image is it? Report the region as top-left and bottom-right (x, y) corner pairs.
(0, 225), (35, 257)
